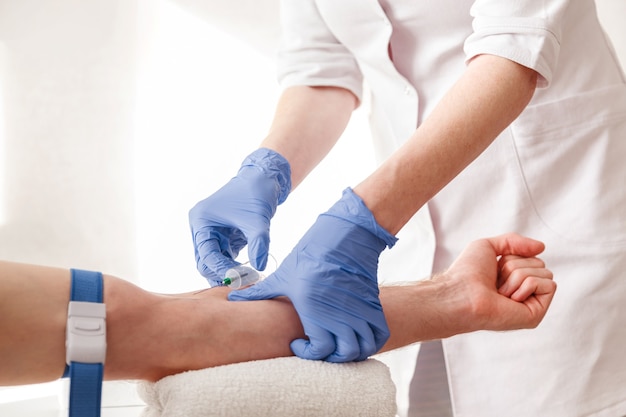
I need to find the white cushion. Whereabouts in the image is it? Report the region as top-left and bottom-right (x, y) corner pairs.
(137, 356), (397, 417)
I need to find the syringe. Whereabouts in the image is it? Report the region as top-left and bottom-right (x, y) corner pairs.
(223, 265), (265, 289)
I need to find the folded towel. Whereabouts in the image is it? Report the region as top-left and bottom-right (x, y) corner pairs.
(137, 356), (397, 417)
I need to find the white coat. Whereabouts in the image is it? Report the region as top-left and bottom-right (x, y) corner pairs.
(278, 0), (626, 416)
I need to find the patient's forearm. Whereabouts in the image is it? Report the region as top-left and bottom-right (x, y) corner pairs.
(143, 234), (553, 377)
(0, 262), (459, 384)
(144, 287), (303, 381)
(110, 284), (473, 381)
(0, 261), (303, 384)
(0, 235), (554, 384)
(380, 281), (470, 352)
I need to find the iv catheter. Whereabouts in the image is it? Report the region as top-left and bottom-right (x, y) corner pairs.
(223, 265), (265, 289)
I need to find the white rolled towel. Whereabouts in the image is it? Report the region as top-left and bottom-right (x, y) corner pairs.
(137, 356), (397, 417)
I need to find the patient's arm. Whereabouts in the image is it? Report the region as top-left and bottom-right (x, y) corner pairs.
(0, 233), (555, 385)
(379, 233), (556, 351)
(0, 264), (302, 385)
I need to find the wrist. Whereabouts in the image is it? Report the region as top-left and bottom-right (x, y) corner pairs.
(353, 159), (418, 235)
(430, 273), (483, 334)
(327, 188), (398, 250)
(242, 148), (292, 204)
(381, 279), (475, 351)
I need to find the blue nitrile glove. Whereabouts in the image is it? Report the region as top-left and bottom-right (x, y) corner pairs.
(229, 188), (398, 362)
(189, 148), (291, 286)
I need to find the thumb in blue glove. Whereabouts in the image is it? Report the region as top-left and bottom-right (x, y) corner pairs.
(228, 188), (397, 362)
(189, 148), (291, 286)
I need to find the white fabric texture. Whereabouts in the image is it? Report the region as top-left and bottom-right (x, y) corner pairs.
(137, 357), (397, 417)
(464, 0), (569, 87)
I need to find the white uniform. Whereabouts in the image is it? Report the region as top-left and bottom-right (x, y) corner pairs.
(278, 0), (626, 416)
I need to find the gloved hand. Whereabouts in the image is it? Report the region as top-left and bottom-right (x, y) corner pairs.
(189, 148), (291, 286)
(229, 188), (398, 362)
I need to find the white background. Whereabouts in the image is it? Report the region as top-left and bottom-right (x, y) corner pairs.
(0, 0), (624, 415)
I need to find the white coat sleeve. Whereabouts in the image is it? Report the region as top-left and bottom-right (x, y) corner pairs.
(464, 0), (570, 88)
(276, 0), (364, 101)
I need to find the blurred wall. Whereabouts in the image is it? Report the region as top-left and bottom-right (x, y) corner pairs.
(0, 0), (138, 278)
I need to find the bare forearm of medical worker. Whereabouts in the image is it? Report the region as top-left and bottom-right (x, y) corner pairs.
(0, 234), (555, 385)
(260, 85), (357, 188)
(354, 54), (538, 234)
(257, 56), (536, 232)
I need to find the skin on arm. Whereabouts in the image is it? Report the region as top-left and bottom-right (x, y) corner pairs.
(0, 261), (303, 385)
(260, 85), (358, 188)
(259, 56), (537, 236)
(380, 233), (556, 351)
(0, 233), (555, 385)
(228, 55), (540, 363)
(355, 54), (538, 234)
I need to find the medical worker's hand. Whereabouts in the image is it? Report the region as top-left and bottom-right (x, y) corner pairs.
(228, 188), (398, 362)
(189, 148), (291, 286)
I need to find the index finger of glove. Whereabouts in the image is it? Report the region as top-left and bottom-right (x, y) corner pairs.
(246, 232), (270, 271)
(195, 234), (238, 280)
